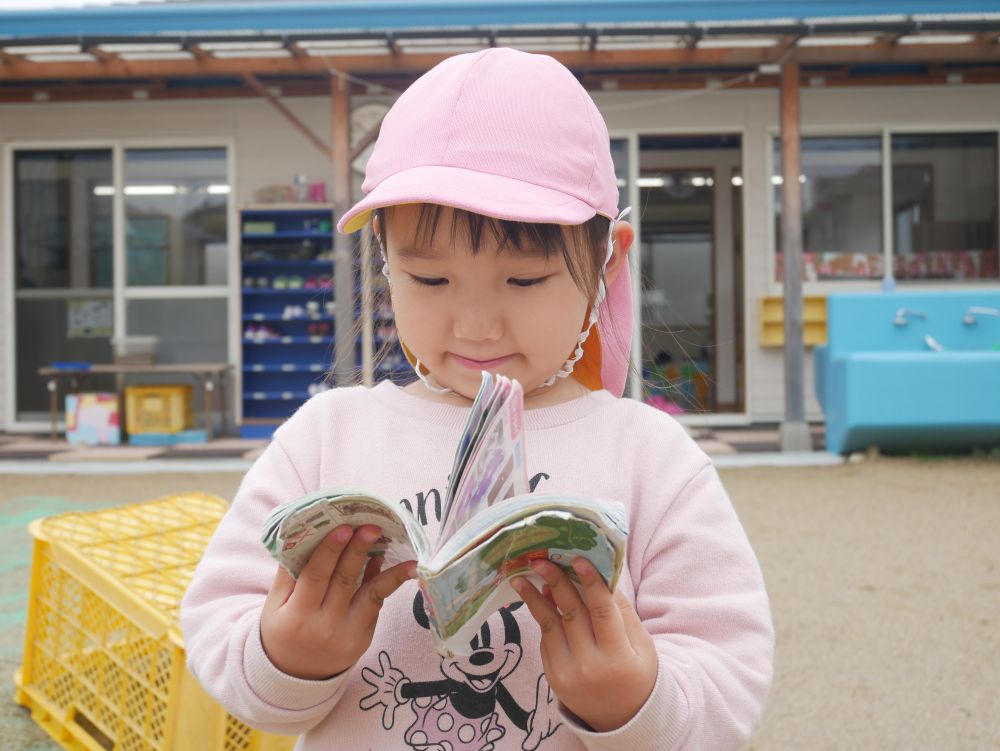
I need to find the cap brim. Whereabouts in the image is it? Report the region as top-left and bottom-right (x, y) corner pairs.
(338, 164), (606, 234)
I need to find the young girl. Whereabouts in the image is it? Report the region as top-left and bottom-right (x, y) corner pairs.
(181, 48), (773, 751)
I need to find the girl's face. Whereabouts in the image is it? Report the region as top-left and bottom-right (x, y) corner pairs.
(381, 204), (630, 407)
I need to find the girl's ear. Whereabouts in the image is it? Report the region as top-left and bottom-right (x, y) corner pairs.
(604, 220), (634, 287)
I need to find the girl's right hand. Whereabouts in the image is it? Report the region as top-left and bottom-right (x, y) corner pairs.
(260, 524), (417, 680)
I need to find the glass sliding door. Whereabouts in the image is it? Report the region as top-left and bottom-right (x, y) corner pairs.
(13, 149), (116, 420)
(636, 134), (744, 415)
(9, 145), (231, 427)
(640, 168), (715, 413)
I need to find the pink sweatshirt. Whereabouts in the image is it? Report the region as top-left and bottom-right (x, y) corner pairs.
(181, 382), (773, 751)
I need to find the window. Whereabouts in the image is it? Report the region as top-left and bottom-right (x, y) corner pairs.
(15, 150), (113, 290)
(774, 131), (1000, 284)
(892, 132), (998, 280)
(124, 147), (228, 286)
(774, 136), (883, 280)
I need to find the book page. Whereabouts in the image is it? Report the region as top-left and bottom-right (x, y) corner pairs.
(437, 373), (529, 550)
(419, 497), (629, 657)
(262, 490), (426, 577)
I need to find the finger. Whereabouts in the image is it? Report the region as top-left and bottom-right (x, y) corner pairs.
(614, 589), (653, 649)
(263, 564), (296, 613)
(572, 557), (629, 652)
(350, 560), (417, 626)
(542, 585), (556, 608)
(530, 560), (594, 654)
(510, 576), (571, 664)
(322, 525), (383, 608)
(288, 525), (353, 610)
(362, 552), (385, 586)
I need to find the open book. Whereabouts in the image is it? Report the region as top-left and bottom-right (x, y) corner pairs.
(262, 372), (629, 657)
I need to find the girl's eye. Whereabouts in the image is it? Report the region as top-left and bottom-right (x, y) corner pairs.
(410, 275), (448, 287)
(508, 276), (548, 288)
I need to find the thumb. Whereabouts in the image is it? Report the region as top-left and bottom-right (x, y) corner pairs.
(352, 561), (417, 626)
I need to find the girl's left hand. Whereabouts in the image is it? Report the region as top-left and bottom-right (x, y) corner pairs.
(511, 558), (658, 733)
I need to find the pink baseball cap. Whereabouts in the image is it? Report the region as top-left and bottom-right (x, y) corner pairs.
(338, 47), (632, 397)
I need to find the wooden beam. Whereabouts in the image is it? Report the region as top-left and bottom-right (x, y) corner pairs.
(84, 45), (117, 63)
(872, 31), (904, 52)
(242, 72), (331, 159)
(3, 43), (1000, 81)
(286, 40), (308, 59)
(331, 73), (357, 387)
(188, 45), (212, 63)
(8, 62), (1000, 105)
(778, 59), (810, 450)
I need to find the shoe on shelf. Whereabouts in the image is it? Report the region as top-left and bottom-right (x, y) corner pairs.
(243, 276), (256, 287)
(257, 276), (271, 288)
(287, 275), (304, 289)
(272, 276), (288, 289)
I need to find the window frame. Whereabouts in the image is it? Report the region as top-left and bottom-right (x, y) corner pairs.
(766, 125), (1000, 294)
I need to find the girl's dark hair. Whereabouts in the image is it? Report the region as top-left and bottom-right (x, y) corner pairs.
(377, 204), (610, 302)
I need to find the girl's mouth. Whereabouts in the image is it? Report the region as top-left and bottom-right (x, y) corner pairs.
(450, 353), (514, 370)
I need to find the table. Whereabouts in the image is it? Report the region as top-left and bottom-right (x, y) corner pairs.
(38, 363), (232, 441)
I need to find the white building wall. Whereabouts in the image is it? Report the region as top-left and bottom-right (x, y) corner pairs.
(2, 83), (999, 428)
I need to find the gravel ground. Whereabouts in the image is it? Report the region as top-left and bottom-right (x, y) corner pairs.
(1, 457), (998, 750)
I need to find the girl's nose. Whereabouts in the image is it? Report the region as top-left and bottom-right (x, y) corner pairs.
(452, 297), (503, 342)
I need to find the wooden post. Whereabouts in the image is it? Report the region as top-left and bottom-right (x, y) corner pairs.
(331, 74), (357, 386)
(779, 60), (812, 452)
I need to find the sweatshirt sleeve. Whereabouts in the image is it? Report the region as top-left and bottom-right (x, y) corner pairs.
(179, 431), (352, 736)
(562, 461), (774, 751)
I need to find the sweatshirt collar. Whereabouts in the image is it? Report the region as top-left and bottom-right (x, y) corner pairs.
(369, 380), (615, 431)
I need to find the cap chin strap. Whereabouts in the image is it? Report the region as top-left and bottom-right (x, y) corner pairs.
(539, 206), (632, 389)
(377, 235), (454, 395)
(377, 205), (631, 398)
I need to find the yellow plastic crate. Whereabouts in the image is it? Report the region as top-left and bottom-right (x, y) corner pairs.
(14, 493), (296, 751)
(125, 386), (193, 435)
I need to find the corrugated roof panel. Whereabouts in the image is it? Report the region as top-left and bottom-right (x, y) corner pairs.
(1, 1), (999, 40)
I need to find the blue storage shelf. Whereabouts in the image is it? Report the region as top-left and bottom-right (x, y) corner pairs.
(242, 314), (334, 322)
(243, 207), (332, 217)
(243, 336), (333, 345)
(242, 260), (334, 269)
(245, 391), (310, 401)
(242, 288), (333, 295)
(243, 231), (331, 240)
(244, 364), (328, 373)
(240, 205), (342, 439)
